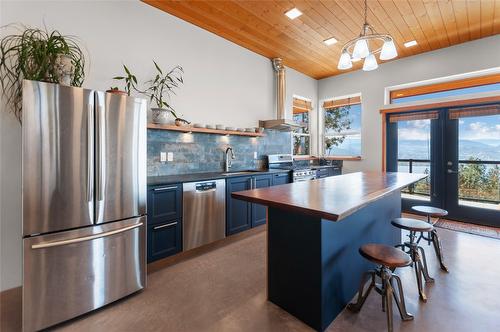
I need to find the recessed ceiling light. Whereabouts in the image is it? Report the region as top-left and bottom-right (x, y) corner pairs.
(404, 40), (418, 48)
(285, 8), (302, 20)
(323, 37), (338, 46)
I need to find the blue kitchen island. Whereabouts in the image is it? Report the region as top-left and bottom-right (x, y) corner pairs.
(232, 171), (426, 331)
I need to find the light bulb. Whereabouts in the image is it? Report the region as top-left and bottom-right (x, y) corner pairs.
(380, 39), (398, 60)
(363, 53), (378, 71)
(337, 52), (352, 70)
(352, 39), (369, 59)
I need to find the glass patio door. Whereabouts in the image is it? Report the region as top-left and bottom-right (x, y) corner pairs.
(386, 103), (500, 226)
(444, 104), (500, 226)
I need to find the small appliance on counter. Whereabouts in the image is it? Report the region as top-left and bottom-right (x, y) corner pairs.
(22, 81), (147, 332)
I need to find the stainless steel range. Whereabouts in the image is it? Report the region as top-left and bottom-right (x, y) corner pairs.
(267, 154), (316, 182)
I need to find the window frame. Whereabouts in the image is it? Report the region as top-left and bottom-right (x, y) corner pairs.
(292, 96), (312, 157)
(322, 93), (363, 159)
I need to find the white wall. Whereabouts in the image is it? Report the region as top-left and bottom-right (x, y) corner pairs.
(0, 0), (317, 291)
(318, 35), (500, 173)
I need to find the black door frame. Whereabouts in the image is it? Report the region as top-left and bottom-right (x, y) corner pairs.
(386, 105), (500, 227)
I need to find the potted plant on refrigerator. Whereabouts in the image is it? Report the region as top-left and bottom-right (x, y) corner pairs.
(0, 24), (86, 123)
(144, 61), (184, 124)
(108, 64), (138, 96)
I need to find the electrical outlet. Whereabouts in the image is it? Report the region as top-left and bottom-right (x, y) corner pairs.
(160, 152), (167, 162)
(254, 151), (258, 159)
(167, 152), (174, 162)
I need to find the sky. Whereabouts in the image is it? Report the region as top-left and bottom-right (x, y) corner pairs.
(398, 115), (500, 144)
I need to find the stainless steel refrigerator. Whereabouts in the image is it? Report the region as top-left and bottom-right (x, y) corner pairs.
(22, 80), (147, 331)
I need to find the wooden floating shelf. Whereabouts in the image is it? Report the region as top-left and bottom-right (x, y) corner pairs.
(147, 123), (265, 137)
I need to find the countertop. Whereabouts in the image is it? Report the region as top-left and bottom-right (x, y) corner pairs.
(147, 168), (290, 186)
(231, 171), (427, 221)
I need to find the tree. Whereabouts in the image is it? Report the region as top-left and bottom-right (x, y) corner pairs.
(324, 105), (352, 153)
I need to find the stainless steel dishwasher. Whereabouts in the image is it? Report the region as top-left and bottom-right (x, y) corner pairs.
(183, 179), (226, 250)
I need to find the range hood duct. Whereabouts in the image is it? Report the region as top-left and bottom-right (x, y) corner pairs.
(259, 58), (302, 131)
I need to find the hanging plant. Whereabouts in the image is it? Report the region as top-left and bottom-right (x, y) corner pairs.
(0, 24), (86, 122)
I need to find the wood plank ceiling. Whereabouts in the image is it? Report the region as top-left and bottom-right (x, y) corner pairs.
(143, 0), (500, 79)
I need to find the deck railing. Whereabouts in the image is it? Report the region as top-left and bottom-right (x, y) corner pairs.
(397, 158), (500, 205)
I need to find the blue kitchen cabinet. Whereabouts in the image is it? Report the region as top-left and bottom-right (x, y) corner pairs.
(147, 184), (183, 262)
(251, 174), (273, 227)
(272, 172), (291, 186)
(226, 176), (253, 235)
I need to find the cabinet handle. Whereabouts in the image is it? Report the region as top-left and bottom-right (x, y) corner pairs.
(154, 186), (178, 192)
(153, 221), (178, 230)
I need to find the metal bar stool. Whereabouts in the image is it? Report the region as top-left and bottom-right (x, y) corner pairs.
(391, 218), (435, 302)
(348, 244), (414, 332)
(412, 205), (449, 272)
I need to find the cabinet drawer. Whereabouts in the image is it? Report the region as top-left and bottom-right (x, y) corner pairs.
(147, 184), (182, 225)
(272, 172), (291, 185)
(316, 168), (329, 178)
(147, 219), (182, 263)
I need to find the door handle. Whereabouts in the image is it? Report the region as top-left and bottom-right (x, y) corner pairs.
(31, 222), (143, 249)
(154, 186), (178, 191)
(96, 104), (105, 202)
(87, 104), (94, 203)
(447, 169), (459, 174)
(153, 221), (178, 230)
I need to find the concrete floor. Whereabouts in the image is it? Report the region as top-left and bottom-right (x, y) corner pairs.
(3, 226), (500, 332)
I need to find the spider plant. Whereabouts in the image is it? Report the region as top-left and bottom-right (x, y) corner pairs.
(145, 61), (183, 119)
(0, 24), (86, 122)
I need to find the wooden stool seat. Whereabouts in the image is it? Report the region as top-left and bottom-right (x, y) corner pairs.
(391, 218), (434, 232)
(350, 243), (414, 331)
(412, 205), (448, 218)
(360, 244), (412, 268)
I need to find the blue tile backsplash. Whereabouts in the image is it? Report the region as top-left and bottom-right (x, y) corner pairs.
(147, 129), (292, 176)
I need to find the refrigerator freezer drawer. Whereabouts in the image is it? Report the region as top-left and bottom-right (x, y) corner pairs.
(22, 217), (146, 332)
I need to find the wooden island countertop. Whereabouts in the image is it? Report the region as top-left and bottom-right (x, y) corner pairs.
(232, 171), (427, 221)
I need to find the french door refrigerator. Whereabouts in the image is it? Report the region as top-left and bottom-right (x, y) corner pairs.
(22, 80), (147, 331)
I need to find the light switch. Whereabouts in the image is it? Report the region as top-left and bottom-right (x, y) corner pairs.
(160, 152), (167, 162)
(254, 151), (258, 159)
(167, 152), (174, 161)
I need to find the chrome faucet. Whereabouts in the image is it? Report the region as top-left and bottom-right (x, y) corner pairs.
(225, 146), (235, 172)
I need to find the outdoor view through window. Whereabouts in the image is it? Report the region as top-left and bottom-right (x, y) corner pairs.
(324, 103), (362, 157)
(397, 119), (432, 200)
(458, 114), (500, 210)
(394, 82), (499, 210)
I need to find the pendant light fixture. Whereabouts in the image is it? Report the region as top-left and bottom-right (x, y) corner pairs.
(337, 0), (397, 71)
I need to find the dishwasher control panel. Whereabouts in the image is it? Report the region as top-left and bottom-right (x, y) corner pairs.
(195, 182), (216, 192)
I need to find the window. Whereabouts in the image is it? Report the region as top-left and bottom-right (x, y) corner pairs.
(390, 73), (500, 104)
(323, 95), (362, 157)
(292, 97), (311, 156)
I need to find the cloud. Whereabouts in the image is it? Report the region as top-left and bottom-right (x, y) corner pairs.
(463, 121), (500, 140)
(398, 128), (430, 140)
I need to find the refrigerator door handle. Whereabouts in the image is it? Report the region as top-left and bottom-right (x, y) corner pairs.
(87, 104), (94, 203)
(96, 104), (104, 202)
(31, 222), (143, 249)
